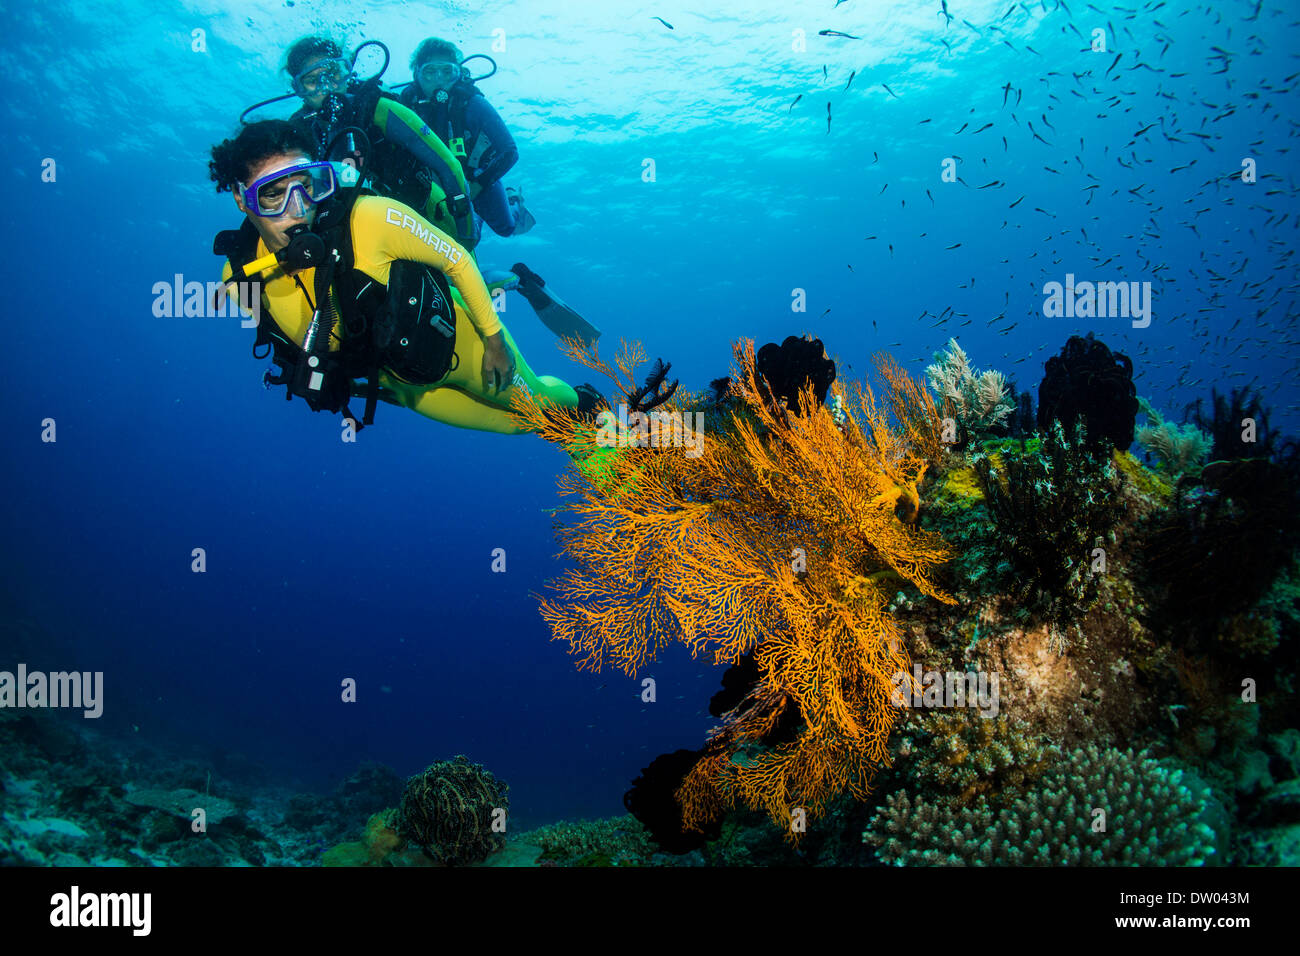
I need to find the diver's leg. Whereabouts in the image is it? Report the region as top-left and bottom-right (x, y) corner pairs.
(384, 307), (579, 434)
(445, 308), (579, 407)
(472, 180), (517, 237)
(391, 383), (529, 434)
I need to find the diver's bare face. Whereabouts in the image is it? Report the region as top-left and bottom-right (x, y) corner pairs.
(234, 152), (317, 256)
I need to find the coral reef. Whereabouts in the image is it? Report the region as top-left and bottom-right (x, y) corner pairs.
(1138, 453), (1300, 629)
(925, 337), (1014, 444)
(974, 419), (1123, 627)
(1136, 396), (1212, 477)
(123, 787), (240, 825)
(513, 338), (955, 842)
(282, 762), (404, 848)
(1036, 333), (1138, 453)
(756, 335), (837, 414)
(890, 710), (1052, 804)
(521, 815), (655, 866)
(396, 755), (509, 865)
(865, 744), (1218, 865)
(321, 810), (403, 866)
(6, 333), (1297, 870)
(1184, 386), (1291, 463)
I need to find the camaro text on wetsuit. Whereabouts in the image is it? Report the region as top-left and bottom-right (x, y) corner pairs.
(386, 207), (462, 264)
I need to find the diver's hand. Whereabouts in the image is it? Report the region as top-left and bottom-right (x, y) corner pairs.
(468, 181), (483, 200)
(481, 331), (516, 396)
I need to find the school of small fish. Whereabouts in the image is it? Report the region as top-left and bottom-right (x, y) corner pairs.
(776, 0), (1298, 419)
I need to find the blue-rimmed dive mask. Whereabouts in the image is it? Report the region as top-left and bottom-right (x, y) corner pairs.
(239, 161), (338, 218)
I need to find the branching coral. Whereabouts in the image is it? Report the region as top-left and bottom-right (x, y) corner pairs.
(514, 338), (956, 839)
(893, 711), (1052, 804)
(925, 338), (1014, 443)
(865, 744), (1217, 865)
(1136, 397), (1211, 477)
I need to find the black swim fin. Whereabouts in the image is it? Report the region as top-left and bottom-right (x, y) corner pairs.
(511, 262), (601, 345)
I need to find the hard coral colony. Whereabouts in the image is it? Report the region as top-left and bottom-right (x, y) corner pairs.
(516, 331), (1299, 865)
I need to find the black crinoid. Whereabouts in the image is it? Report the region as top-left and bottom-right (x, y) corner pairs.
(1009, 386), (1036, 440)
(625, 358), (680, 413)
(1184, 385), (1284, 463)
(705, 376), (735, 407)
(623, 653), (802, 855)
(755, 335), (836, 415)
(975, 419), (1123, 624)
(1138, 394), (1300, 633)
(1036, 332), (1139, 455)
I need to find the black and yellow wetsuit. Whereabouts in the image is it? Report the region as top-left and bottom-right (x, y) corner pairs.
(299, 89), (479, 251)
(224, 196), (578, 433)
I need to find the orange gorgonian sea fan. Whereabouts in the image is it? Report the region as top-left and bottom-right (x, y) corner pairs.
(512, 337), (957, 838)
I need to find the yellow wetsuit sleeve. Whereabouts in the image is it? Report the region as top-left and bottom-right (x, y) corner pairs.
(349, 196), (501, 337)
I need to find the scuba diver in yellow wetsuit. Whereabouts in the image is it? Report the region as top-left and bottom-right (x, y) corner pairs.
(240, 35), (599, 346)
(209, 119), (603, 433)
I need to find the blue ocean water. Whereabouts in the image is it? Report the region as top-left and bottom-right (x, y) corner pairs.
(1, 0), (1296, 834)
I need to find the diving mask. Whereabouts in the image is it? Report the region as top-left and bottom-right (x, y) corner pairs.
(292, 57), (351, 96)
(416, 60), (462, 89)
(240, 161), (339, 218)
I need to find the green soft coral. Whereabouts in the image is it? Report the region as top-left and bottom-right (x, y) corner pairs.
(321, 809), (402, 867)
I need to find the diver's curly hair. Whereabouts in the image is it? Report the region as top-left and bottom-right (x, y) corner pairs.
(285, 36), (343, 78)
(410, 38), (464, 71)
(208, 120), (317, 194)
